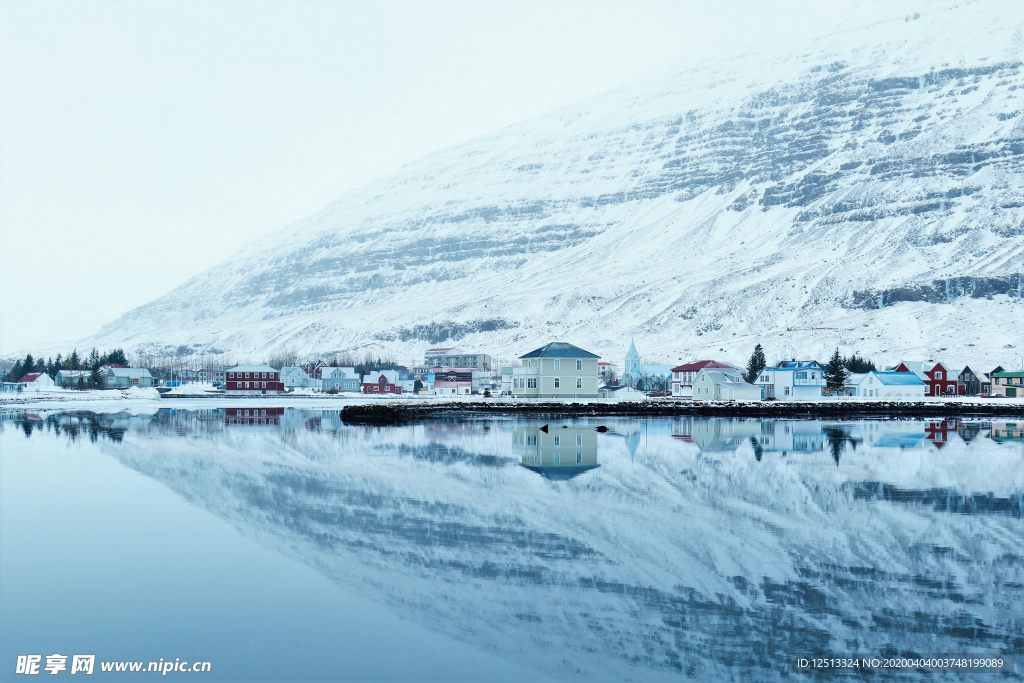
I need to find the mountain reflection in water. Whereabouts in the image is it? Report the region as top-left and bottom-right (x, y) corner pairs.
(4, 408), (1023, 681)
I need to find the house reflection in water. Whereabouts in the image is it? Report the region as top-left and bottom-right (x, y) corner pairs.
(513, 426), (599, 480)
(224, 407), (284, 426)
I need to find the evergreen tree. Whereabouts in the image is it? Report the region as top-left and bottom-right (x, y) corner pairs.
(101, 348), (129, 366)
(635, 378), (645, 391)
(69, 350), (81, 371)
(22, 354), (34, 378)
(824, 348), (848, 394)
(89, 362), (103, 390)
(9, 360), (24, 382)
(843, 354), (876, 374)
(745, 344), (767, 383)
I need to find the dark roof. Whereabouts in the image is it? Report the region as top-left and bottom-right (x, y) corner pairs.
(520, 342), (599, 359)
(19, 372), (44, 383)
(670, 360), (732, 373)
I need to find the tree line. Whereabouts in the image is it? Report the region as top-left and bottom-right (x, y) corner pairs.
(5, 348), (129, 389)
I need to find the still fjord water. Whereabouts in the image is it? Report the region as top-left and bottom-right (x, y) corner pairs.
(1, 409), (1021, 681)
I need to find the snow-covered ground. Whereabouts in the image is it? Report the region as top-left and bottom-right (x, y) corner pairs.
(77, 0), (1023, 370)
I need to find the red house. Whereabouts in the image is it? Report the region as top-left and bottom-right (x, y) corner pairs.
(225, 365), (284, 395)
(361, 370), (403, 395)
(892, 361), (963, 397)
(670, 360), (735, 397)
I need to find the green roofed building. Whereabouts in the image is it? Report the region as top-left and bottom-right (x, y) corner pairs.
(511, 342), (600, 399)
(990, 370), (1024, 398)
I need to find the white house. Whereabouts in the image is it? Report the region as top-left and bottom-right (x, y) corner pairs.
(512, 342), (600, 399)
(598, 385), (647, 401)
(692, 368), (761, 401)
(754, 361), (827, 400)
(670, 360), (738, 397)
(281, 366), (319, 391)
(844, 371), (926, 400)
(322, 366), (361, 392)
(17, 372), (55, 392)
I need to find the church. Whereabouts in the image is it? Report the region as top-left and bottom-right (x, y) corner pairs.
(622, 340), (673, 390)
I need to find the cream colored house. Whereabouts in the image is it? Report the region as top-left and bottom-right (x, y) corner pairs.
(511, 342), (600, 399)
(692, 368), (761, 401)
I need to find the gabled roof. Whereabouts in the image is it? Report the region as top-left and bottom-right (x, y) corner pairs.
(893, 360), (950, 379)
(106, 367), (153, 378)
(671, 360), (732, 373)
(19, 372), (44, 383)
(991, 370), (1024, 378)
(766, 361), (824, 371)
(698, 369), (750, 385)
(228, 365), (278, 373)
(873, 371), (925, 386)
(520, 342), (599, 359)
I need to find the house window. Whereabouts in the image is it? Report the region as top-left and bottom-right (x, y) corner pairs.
(554, 435), (560, 446)
(576, 360), (583, 371)
(373, 386), (379, 392)
(527, 378), (537, 389)
(245, 373), (250, 379)
(554, 453), (560, 464)
(576, 453), (582, 464)
(554, 359), (560, 370)
(947, 385), (954, 393)
(554, 378), (560, 388)
(924, 386), (930, 394)
(576, 378), (582, 389)
(527, 434), (537, 446)
(576, 434), (582, 445)
(784, 387), (790, 395)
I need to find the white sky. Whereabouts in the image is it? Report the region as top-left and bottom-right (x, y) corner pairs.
(0, 0), (905, 355)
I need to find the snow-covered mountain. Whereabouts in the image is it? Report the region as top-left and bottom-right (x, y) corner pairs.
(88, 1), (1024, 367)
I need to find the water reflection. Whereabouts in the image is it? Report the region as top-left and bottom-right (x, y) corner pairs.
(2, 409), (1023, 681)
(513, 426), (599, 479)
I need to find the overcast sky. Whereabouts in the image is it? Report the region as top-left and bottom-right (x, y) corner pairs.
(1, 0), (908, 355)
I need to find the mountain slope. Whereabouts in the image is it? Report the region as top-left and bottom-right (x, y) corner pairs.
(88, 1), (1024, 366)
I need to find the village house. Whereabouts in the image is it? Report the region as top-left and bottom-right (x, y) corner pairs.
(691, 367), (761, 401)
(890, 361), (963, 396)
(224, 365), (284, 395)
(597, 385), (647, 401)
(670, 360), (736, 397)
(55, 369), (91, 387)
(511, 342), (600, 399)
(321, 366), (361, 392)
(102, 367), (155, 388)
(431, 367), (480, 395)
(754, 361), (826, 400)
(958, 366), (984, 396)
(362, 370), (403, 395)
(281, 366), (316, 390)
(844, 371), (926, 400)
(423, 348), (492, 372)
(989, 370), (1024, 398)
(17, 372), (56, 392)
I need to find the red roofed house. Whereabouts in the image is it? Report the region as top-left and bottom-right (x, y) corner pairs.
(891, 361), (963, 397)
(18, 372), (56, 392)
(670, 360), (735, 398)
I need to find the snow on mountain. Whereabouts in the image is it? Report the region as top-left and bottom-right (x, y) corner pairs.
(101, 415), (1024, 680)
(86, 1), (1024, 367)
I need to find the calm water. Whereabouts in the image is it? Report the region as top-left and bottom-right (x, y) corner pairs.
(1, 408), (1022, 681)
